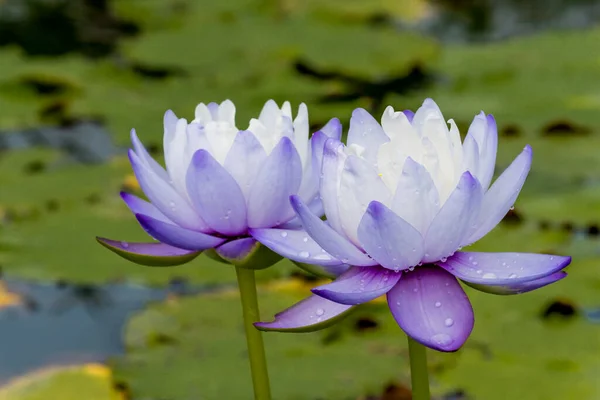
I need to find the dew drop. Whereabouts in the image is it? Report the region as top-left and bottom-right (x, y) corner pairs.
(302, 237), (309, 243)
(482, 272), (497, 279)
(434, 301), (442, 308)
(468, 256), (473, 261)
(280, 231), (288, 238)
(341, 258), (349, 264)
(508, 273), (518, 279)
(550, 256), (554, 260)
(476, 269), (483, 274)
(440, 257), (447, 262)
(509, 206), (515, 210)
(316, 308), (325, 316)
(299, 251), (310, 258)
(120, 241), (129, 248)
(169, 201), (176, 210)
(413, 288), (418, 293)
(431, 333), (454, 347)
(412, 248), (417, 252)
(444, 318), (454, 327)
(408, 266), (415, 272)
(472, 261), (479, 266)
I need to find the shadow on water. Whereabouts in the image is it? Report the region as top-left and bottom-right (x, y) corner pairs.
(0, 277), (228, 385)
(402, 0), (600, 43)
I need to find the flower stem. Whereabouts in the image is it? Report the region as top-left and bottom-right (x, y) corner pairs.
(235, 266), (272, 400)
(407, 336), (431, 400)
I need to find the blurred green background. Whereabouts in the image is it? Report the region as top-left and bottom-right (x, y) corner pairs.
(0, 0), (599, 399)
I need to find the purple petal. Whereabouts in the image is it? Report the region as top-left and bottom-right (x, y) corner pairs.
(423, 172), (482, 263)
(136, 213), (225, 251)
(223, 130), (267, 199)
(292, 261), (350, 279)
(338, 155), (392, 246)
(255, 294), (355, 332)
(186, 150), (247, 235)
(215, 237), (282, 270)
(391, 158), (440, 234)
(129, 149), (209, 232)
(96, 238), (201, 267)
(120, 192), (171, 223)
(467, 145), (532, 244)
(130, 129), (169, 182)
(438, 252), (571, 285)
(347, 108), (390, 165)
(320, 139), (346, 235)
(215, 237), (257, 261)
(290, 195), (377, 266)
(249, 228), (342, 266)
(466, 113), (498, 191)
(403, 110), (415, 123)
(387, 266), (474, 352)
(357, 201), (424, 271)
(247, 137), (303, 228)
(464, 271), (567, 295)
(312, 266), (401, 305)
(320, 117), (342, 140)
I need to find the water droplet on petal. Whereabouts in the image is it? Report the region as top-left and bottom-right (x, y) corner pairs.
(468, 256), (473, 261)
(280, 231), (288, 238)
(169, 201), (176, 210)
(434, 301), (442, 308)
(476, 269), (483, 274)
(299, 251), (310, 258)
(550, 256), (554, 260)
(413, 288), (418, 293)
(440, 257), (447, 262)
(120, 241), (129, 248)
(444, 318), (454, 327)
(508, 273), (518, 279)
(482, 272), (497, 279)
(431, 333), (454, 347)
(316, 308), (325, 316)
(341, 258), (349, 264)
(302, 237), (309, 243)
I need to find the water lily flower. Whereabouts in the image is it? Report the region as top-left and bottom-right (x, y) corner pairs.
(97, 99), (346, 273)
(256, 99), (571, 351)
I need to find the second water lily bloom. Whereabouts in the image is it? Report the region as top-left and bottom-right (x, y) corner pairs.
(97, 99), (345, 273)
(255, 99), (571, 351)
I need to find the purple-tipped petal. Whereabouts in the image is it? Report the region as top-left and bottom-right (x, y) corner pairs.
(464, 271), (567, 295)
(391, 158), (440, 234)
(129, 149), (209, 232)
(224, 130), (267, 199)
(186, 150), (247, 235)
(255, 294), (355, 332)
(437, 252), (571, 285)
(96, 238), (201, 266)
(312, 266), (401, 305)
(215, 237), (282, 270)
(338, 155), (392, 246)
(466, 145), (532, 244)
(387, 266), (474, 352)
(130, 129), (170, 182)
(357, 201), (424, 271)
(403, 110), (415, 123)
(423, 172), (482, 263)
(320, 139), (346, 235)
(290, 195), (377, 266)
(320, 117), (342, 140)
(247, 137), (303, 228)
(215, 237), (257, 260)
(249, 228), (342, 266)
(136, 214), (225, 251)
(347, 108), (390, 165)
(120, 192), (171, 223)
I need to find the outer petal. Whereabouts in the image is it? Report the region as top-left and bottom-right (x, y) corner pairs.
(465, 113), (498, 191)
(464, 271), (567, 295)
(391, 158), (440, 235)
(423, 172), (482, 262)
(357, 201), (424, 271)
(255, 295), (355, 332)
(130, 128), (169, 182)
(347, 108), (390, 165)
(247, 137), (303, 228)
(224, 130), (267, 199)
(248, 228), (342, 266)
(120, 192), (171, 223)
(387, 266), (474, 352)
(290, 196), (377, 266)
(214, 237), (282, 270)
(466, 145), (532, 244)
(437, 252), (571, 285)
(312, 266), (401, 305)
(129, 149), (209, 231)
(338, 155), (392, 246)
(136, 214), (225, 251)
(320, 139), (346, 235)
(186, 150), (247, 235)
(297, 130), (329, 207)
(96, 238), (201, 267)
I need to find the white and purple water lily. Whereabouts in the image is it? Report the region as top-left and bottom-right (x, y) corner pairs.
(97, 99), (346, 273)
(254, 99), (571, 351)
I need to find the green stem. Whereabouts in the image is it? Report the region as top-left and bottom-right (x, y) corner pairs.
(407, 336), (431, 400)
(235, 266), (272, 400)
